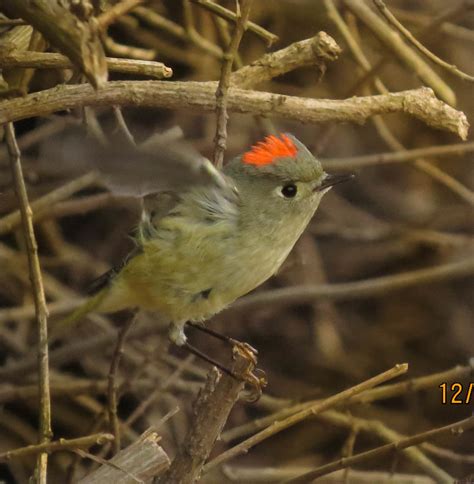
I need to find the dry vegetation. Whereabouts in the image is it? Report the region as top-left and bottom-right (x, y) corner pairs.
(0, 0), (473, 483)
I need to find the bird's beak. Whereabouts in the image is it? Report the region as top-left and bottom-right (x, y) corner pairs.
(315, 173), (354, 192)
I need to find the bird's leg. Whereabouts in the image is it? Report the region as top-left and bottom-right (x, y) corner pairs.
(182, 341), (239, 379)
(185, 322), (267, 400)
(186, 321), (258, 355)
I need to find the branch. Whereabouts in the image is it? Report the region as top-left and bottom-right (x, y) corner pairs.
(157, 347), (256, 483)
(97, 0), (144, 30)
(322, 141), (474, 170)
(0, 82), (468, 139)
(230, 32), (341, 88)
(79, 429), (170, 483)
(190, 0), (278, 46)
(373, 0), (474, 83)
(342, 0), (456, 105)
(0, 172), (99, 236)
(108, 312), (137, 455)
(203, 363), (408, 473)
(230, 257), (474, 312)
(0, 51), (172, 79)
(5, 122), (52, 482)
(213, 0), (252, 168)
(0, 433), (114, 462)
(0, 0), (107, 88)
(286, 417), (474, 482)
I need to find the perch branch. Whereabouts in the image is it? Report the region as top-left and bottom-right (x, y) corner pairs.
(157, 347), (257, 483)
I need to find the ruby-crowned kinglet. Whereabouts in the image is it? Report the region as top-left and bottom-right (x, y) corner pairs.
(58, 132), (352, 345)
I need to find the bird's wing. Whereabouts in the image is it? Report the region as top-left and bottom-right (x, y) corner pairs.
(42, 128), (231, 197)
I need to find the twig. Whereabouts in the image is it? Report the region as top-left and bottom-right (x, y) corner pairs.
(97, 0), (144, 30)
(0, 433), (114, 462)
(0, 82), (468, 139)
(373, 0), (474, 82)
(0, 18), (27, 26)
(203, 363), (408, 473)
(0, 172), (99, 235)
(213, 0), (252, 169)
(108, 311), (138, 455)
(79, 429), (170, 483)
(285, 416), (474, 482)
(223, 466), (434, 483)
(322, 141), (474, 170)
(157, 347), (258, 483)
(221, 362), (474, 443)
(5, 122), (52, 482)
(230, 31), (341, 88)
(0, 51), (173, 79)
(190, 0), (278, 45)
(342, 0), (455, 105)
(113, 107), (136, 145)
(104, 35), (156, 61)
(325, 2), (474, 204)
(230, 257), (474, 312)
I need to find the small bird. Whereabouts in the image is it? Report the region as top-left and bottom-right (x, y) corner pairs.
(58, 132), (352, 347)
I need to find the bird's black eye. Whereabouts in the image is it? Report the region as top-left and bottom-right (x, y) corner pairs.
(281, 183), (297, 198)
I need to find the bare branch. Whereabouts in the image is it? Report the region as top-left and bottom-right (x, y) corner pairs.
(5, 122), (52, 482)
(213, 0), (252, 169)
(0, 83), (468, 139)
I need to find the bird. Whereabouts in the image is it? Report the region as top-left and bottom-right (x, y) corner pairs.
(57, 131), (352, 349)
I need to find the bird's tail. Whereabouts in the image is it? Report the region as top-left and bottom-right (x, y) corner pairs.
(52, 290), (108, 334)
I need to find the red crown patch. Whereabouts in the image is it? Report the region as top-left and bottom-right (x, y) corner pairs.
(242, 134), (297, 166)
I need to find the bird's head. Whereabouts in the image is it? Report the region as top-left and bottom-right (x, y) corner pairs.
(224, 133), (352, 224)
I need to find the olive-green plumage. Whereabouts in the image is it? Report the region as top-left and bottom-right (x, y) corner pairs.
(60, 133), (350, 345)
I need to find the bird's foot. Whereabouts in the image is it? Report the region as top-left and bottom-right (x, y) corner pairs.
(232, 342), (267, 402)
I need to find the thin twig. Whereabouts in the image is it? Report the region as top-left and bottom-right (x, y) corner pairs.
(373, 0), (474, 82)
(213, 0), (252, 169)
(0, 433), (114, 462)
(203, 363), (408, 473)
(286, 416), (474, 482)
(108, 311), (138, 455)
(190, 0), (278, 45)
(230, 257), (474, 312)
(5, 122), (52, 483)
(325, 1), (474, 204)
(97, 0), (144, 30)
(0, 51), (173, 79)
(342, 0), (455, 105)
(0, 172), (99, 235)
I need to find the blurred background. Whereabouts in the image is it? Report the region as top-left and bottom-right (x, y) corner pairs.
(0, 0), (473, 482)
